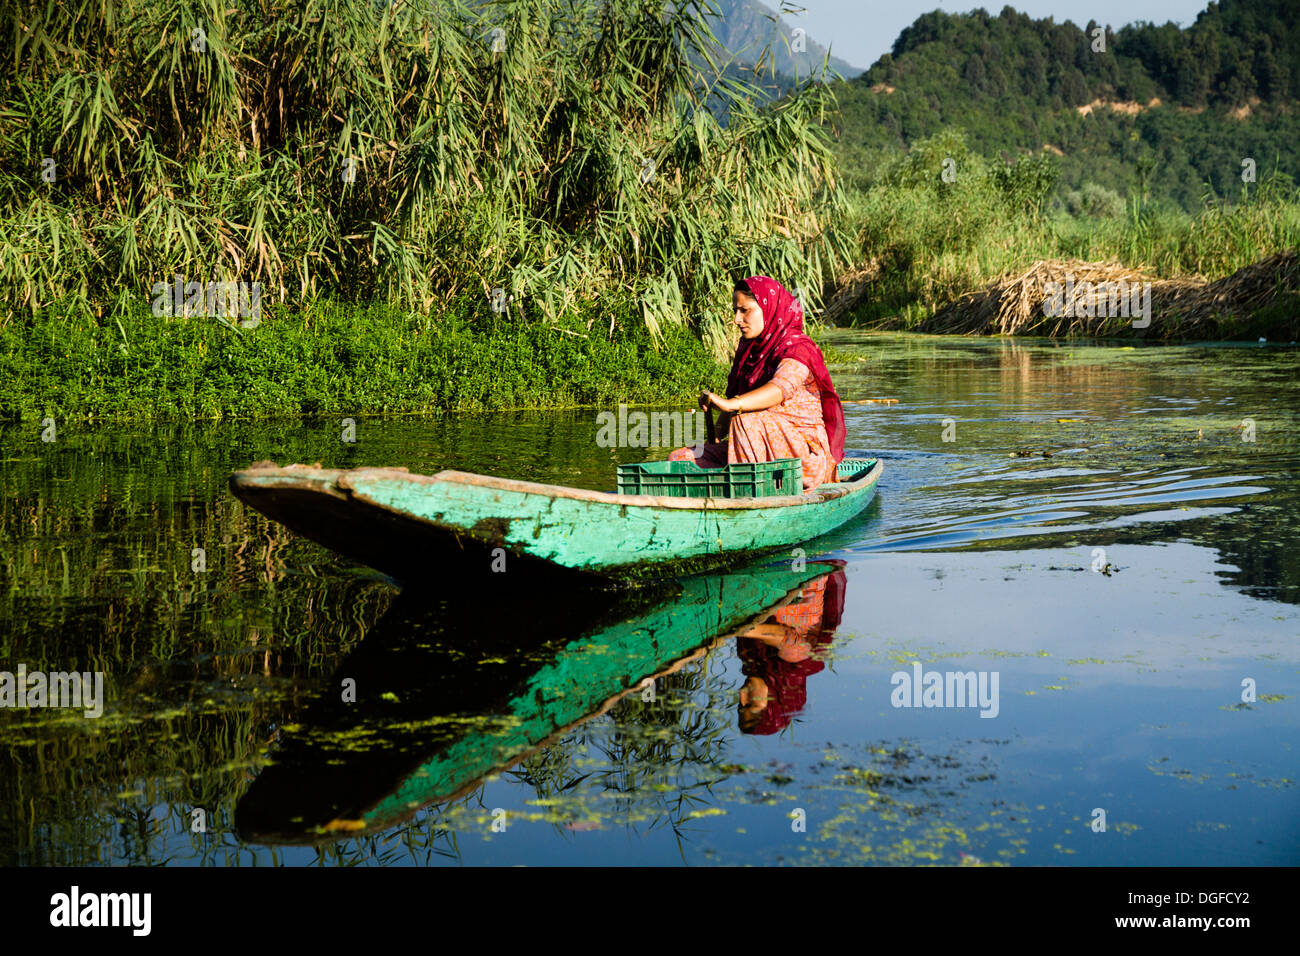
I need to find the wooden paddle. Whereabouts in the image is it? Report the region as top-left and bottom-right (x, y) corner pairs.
(699, 386), (718, 444)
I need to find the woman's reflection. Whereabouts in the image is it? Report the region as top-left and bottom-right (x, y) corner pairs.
(736, 565), (846, 734)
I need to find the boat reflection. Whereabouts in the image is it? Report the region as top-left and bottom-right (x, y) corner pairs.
(236, 562), (848, 844)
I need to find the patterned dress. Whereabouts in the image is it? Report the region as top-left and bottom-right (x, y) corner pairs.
(669, 359), (837, 491)
(736, 572), (842, 734)
(727, 358), (836, 491)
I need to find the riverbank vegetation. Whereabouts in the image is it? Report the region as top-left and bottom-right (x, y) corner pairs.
(0, 296), (723, 422)
(1, 0), (847, 353)
(833, 129), (1300, 334)
(3, 0), (1298, 421)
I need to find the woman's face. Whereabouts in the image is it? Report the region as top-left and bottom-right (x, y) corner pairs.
(733, 291), (764, 339)
(738, 676), (769, 731)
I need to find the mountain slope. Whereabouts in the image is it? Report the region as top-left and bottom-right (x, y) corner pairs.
(828, 0), (1300, 209)
(710, 0), (863, 80)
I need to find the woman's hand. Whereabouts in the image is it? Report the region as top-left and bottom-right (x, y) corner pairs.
(699, 391), (737, 414)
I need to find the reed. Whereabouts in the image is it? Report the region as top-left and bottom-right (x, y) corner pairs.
(0, 0), (852, 357)
(833, 130), (1300, 334)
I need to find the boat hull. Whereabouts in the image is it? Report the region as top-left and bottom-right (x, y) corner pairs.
(228, 458), (881, 583)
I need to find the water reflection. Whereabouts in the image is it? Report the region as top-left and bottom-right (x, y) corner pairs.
(236, 563), (848, 844)
(737, 566), (844, 735)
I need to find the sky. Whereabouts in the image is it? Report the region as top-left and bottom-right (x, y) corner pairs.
(774, 1), (1215, 71)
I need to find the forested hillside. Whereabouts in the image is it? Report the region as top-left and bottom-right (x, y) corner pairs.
(830, 0), (1300, 210)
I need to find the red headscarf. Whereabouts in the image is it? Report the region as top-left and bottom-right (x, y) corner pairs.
(727, 276), (846, 461)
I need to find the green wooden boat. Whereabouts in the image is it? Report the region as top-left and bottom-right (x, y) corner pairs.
(235, 562), (841, 844)
(228, 456), (881, 584)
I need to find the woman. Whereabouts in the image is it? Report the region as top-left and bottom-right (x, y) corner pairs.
(672, 276), (845, 491)
(737, 566), (846, 735)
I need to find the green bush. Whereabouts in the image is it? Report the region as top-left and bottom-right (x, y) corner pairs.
(0, 296), (727, 423)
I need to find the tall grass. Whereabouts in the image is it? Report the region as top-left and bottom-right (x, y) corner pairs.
(0, 0), (852, 355)
(845, 130), (1300, 326)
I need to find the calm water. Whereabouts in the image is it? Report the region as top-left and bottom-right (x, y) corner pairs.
(2, 334), (1297, 866)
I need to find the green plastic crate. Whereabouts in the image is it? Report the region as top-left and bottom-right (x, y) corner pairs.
(617, 457), (803, 498)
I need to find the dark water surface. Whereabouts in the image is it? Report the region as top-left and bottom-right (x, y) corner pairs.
(2, 334), (1297, 866)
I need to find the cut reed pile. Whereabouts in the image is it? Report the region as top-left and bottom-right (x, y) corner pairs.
(919, 251), (1300, 338)
(821, 259), (881, 326)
